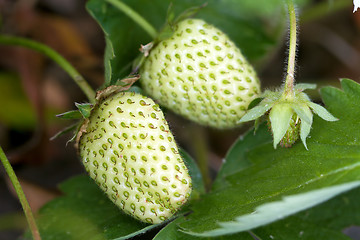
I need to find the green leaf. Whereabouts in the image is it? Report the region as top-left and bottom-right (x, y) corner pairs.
(212, 124), (272, 191)
(153, 217), (254, 240)
(179, 149), (206, 201)
(86, 0), (309, 86)
(184, 182), (360, 237)
(179, 79), (360, 237)
(104, 37), (115, 85)
(253, 186), (360, 239)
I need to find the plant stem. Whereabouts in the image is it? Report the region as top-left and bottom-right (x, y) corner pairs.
(283, 0), (297, 100)
(191, 126), (211, 191)
(105, 0), (158, 39)
(0, 146), (41, 240)
(0, 35), (96, 103)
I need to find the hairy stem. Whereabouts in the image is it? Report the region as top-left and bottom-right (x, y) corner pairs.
(105, 0), (158, 39)
(0, 146), (41, 240)
(0, 35), (96, 103)
(283, 0), (297, 100)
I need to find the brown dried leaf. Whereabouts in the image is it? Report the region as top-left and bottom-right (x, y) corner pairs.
(95, 75), (140, 102)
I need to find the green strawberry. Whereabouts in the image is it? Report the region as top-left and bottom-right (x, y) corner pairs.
(77, 91), (192, 224)
(240, 84), (338, 149)
(140, 18), (261, 129)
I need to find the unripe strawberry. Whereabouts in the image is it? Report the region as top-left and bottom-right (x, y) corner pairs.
(140, 18), (261, 129)
(77, 91), (192, 224)
(240, 84), (338, 149)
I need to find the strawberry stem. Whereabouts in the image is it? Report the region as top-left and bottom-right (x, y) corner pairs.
(0, 35), (96, 104)
(105, 0), (158, 39)
(283, 0), (297, 101)
(191, 126), (211, 191)
(0, 146), (41, 240)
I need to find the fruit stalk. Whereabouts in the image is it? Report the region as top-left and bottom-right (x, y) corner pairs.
(191, 126), (211, 190)
(105, 0), (158, 39)
(0, 35), (96, 104)
(283, 0), (297, 101)
(239, 0), (338, 148)
(0, 146), (41, 240)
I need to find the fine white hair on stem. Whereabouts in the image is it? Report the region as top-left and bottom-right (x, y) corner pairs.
(282, 0), (298, 96)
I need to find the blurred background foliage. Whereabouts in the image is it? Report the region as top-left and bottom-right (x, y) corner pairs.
(0, 0), (359, 239)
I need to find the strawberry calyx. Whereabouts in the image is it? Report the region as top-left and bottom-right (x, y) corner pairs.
(132, 4), (207, 74)
(51, 76), (140, 144)
(156, 3), (207, 42)
(239, 83), (338, 149)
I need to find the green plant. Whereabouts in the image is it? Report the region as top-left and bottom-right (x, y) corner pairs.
(1, 0), (360, 240)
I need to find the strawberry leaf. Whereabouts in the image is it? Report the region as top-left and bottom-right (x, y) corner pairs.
(211, 124), (272, 191)
(252, 187), (360, 239)
(153, 217), (254, 240)
(179, 149), (206, 201)
(179, 79), (360, 237)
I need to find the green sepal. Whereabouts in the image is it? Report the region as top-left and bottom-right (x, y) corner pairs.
(240, 82), (338, 149)
(254, 117), (262, 133)
(75, 103), (93, 119)
(239, 103), (272, 123)
(165, 3), (175, 28)
(308, 102), (338, 121)
(291, 103), (312, 125)
(248, 97), (264, 110)
(127, 85), (144, 95)
(156, 3), (207, 42)
(269, 103), (293, 148)
(49, 123), (78, 142)
(173, 3), (207, 26)
(300, 117), (312, 150)
(56, 110), (82, 120)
